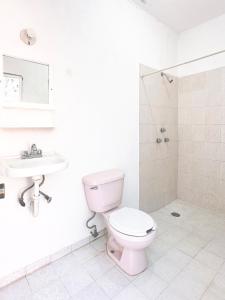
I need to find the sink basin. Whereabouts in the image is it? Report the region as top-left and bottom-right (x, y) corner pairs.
(0, 153), (68, 178)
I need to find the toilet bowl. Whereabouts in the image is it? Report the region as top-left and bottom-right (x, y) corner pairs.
(82, 169), (157, 275)
(103, 207), (156, 275)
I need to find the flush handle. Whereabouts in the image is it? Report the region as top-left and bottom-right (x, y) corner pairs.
(90, 186), (98, 190)
(146, 226), (156, 234)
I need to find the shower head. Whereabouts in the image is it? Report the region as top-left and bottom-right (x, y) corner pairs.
(161, 72), (173, 83)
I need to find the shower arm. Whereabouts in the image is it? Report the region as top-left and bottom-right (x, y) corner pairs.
(161, 72), (173, 83)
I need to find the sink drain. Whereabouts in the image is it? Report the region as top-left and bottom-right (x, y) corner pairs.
(171, 211), (181, 217)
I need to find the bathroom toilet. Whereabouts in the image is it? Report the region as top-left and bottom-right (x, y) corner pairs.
(82, 169), (156, 275)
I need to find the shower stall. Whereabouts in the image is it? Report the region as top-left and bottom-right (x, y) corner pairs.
(139, 52), (225, 214)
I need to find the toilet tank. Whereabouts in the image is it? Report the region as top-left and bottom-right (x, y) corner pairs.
(82, 169), (125, 212)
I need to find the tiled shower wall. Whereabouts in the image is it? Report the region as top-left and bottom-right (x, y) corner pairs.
(178, 67), (225, 212)
(139, 65), (178, 212)
(140, 65), (225, 213)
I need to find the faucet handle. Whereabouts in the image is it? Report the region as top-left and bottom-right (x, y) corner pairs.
(21, 150), (29, 159)
(31, 144), (37, 151)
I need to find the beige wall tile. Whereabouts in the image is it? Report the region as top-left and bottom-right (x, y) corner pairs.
(220, 162), (225, 180)
(191, 90), (206, 107)
(140, 65), (225, 213)
(191, 108), (205, 125)
(178, 108), (192, 125)
(140, 143), (157, 163)
(139, 104), (153, 124)
(204, 143), (221, 161)
(220, 107), (225, 125)
(192, 125), (205, 142)
(139, 65), (178, 212)
(219, 143), (225, 161)
(140, 124), (157, 143)
(204, 160), (220, 178)
(221, 126), (225, 142)
(205, 107), (222, 125)
(179, 92), (192, 107)
(205, 125), (221, 142)
(192, 142), (206, 159)
(178, 67), (225, 213)
(178, 125), (192, 141)
(206, 89), (224, 106)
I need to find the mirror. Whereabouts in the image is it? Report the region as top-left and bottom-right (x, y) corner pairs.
(2, 55), (51, 108)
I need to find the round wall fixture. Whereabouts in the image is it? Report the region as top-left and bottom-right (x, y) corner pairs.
(20, 28), (36, 46)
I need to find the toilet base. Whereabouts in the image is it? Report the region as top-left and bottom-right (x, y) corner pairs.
(106, 236), (148, 276)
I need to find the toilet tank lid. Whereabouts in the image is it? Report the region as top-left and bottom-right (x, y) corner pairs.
(82, 169), (124, 186)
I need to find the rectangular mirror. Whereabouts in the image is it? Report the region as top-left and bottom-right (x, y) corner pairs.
(1, 55), (52, 109)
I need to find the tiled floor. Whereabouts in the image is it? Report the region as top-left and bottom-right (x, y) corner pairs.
(1, 200), (225, 300)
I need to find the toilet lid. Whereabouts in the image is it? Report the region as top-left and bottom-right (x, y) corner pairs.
(109, 207), (155, 237)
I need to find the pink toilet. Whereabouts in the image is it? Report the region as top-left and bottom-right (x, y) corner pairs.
(82, 169), (156, 276)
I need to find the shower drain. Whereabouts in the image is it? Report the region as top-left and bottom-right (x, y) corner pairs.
(171, 211), (181, 217)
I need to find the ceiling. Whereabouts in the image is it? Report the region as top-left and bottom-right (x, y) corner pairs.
(133, 0), (225, 32)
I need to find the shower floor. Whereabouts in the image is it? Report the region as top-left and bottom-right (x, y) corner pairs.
(0, 200), (225, 300)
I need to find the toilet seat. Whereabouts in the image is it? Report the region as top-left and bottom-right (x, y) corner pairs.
(109, 207), (155, 237)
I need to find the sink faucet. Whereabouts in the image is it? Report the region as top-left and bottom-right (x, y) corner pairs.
(21, 144), (43, 159)
(31, 144), (38, 155)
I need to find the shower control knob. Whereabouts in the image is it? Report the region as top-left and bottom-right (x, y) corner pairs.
(164, 137), (170, 142)
(160, 128), (166, 133)
(156, 138), (162, 143)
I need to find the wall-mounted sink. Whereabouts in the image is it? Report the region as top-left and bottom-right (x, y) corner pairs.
(0, 153), (68, 178)
(0, 148), (68, 217)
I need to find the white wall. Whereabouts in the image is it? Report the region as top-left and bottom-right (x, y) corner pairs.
(0, 0), (178, 279)
(178, 13), (225, 76)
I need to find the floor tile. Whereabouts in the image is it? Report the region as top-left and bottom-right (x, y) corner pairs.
(72, 282), (110, 300)
(176, 233), (208, 257)
(26, 264), (58, 293)
(73, 244), (99, 263)
(96, 266), (130, 298)
(167, 260), (217, 300)
(31, 280), (70, 300)
(83, 253), (114, 280)
(158, 226), (189, 247)
(158, 204), (196, 230)
(0, 278), (32, 300)
(165, 248), (192, 267)
(157, 286), (189, 300)
(90, 236), (107, 252)
(207, 265), (225, 299)
(147, 237), (172, 262)
(201, 287), (225, 300)
(60, 266), (94, 297)
(180, 260), (217, 285)
(52, 253), (82, 277)
(194, 249), (224, 271)
(150, 256), (182, 282)
(168, 273), (209, 300)
(205, 237), (225, 259)
(112, 284), (148, 300)
(150, 249), (191, 282)
(153, 217), (171, 236)
(195, 223), (221, 242)
(133, 269), (168, 299)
